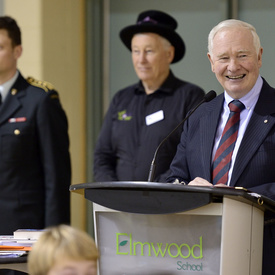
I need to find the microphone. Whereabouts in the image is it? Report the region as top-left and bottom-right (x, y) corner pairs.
(147, 90), (217, 182)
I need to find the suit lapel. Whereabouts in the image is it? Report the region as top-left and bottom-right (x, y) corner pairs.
(0, 91), (22, 124)
(231, 79), (275, 186)
(0, 73), (27, 125)
(200, 95), (224, 181)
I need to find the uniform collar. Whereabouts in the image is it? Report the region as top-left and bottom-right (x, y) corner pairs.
(135, 71), (177, 95)
(0, 70), (19, 102)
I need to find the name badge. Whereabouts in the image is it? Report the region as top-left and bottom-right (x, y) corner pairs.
(8, 117), (27, 123)
(145, 110), (164, 126)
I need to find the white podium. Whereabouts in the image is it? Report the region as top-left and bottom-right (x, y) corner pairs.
(70, 182), (275, 275)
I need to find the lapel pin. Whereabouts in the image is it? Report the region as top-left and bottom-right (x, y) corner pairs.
(264, 119), (268, 123)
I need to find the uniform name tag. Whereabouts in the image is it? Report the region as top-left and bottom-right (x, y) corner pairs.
(8, 117), (27, 123)
(145, 110), (164, 126)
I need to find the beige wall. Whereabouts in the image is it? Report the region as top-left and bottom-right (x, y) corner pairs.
(4, 0), (87, 230)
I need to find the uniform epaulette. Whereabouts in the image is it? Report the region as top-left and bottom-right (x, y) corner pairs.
(26, 76), (55, 92)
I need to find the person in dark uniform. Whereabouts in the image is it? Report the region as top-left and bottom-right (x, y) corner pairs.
(0, 16), (71, 236)
(93, 10), (205, 182)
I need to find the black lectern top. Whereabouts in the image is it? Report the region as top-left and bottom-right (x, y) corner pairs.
(70, 181), (275, 214)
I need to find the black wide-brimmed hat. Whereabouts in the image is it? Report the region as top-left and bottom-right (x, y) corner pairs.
(119, 10), (185, 63)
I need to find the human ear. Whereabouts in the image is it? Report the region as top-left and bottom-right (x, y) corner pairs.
(207, 53), (215, 72)
(13, 45), (22, 59)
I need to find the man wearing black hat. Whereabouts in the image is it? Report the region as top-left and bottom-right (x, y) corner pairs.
(93, 10), (205, 182)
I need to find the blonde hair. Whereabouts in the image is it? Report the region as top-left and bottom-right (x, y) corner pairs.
(208, 19), (261, 55)
(28, 224), (99, 275)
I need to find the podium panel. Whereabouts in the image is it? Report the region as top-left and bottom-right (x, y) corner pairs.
(220, 198), (263, 275)
(93, 198), (263, 275)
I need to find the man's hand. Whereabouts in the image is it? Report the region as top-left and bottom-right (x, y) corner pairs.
(189, 177), (227, 187)
(188, 177), (213, 186)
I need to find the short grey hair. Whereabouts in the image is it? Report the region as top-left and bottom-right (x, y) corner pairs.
(159, 35), (172, 50)
(208, 19), (261, 55)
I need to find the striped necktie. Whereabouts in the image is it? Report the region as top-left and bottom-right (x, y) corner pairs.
(212, 100), (245, 185)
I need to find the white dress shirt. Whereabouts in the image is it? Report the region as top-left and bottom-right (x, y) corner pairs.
(212, 75), (263, 185)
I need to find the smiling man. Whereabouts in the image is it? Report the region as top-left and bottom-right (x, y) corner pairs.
(93, 10), (205, 182)
(167, 19), (275, 274)
(208, 22), (262, 99)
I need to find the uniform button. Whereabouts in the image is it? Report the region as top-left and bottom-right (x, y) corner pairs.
(14, 129), (20, 135)
(11, 89), (17, 95)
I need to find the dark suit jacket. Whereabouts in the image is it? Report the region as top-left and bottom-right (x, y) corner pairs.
(167, 77), (275, 274)
(0, 72), (71, 235)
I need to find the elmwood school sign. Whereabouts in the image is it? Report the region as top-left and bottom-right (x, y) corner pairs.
(116, 233), (203, 259)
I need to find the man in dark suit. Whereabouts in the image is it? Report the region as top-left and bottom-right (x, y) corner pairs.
(167, 19), (275, 274)
(0, 15), (71, 237)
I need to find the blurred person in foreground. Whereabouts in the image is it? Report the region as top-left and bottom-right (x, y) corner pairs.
(167, 19), (275, 274)
(94, 10), (205, 182)
(0, 15), (71, 237)
(28, 224), (99, 275)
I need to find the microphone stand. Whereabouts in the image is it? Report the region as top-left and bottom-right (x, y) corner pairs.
(147, 90), (216, 182)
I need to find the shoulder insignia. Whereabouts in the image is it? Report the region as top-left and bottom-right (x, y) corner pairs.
(26, 76), (55, 92)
